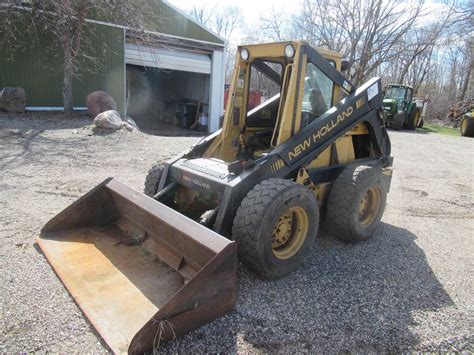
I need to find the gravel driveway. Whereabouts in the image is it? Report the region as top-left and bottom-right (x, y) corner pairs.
(1, 113), (472, 352)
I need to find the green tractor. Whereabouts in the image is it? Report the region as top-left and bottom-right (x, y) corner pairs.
(382, 84), (422, 130)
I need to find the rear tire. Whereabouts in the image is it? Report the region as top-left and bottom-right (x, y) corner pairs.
(144, 163), (164, 197)
(405, 108), (419, 130)
(232, 178), (319, 279)
(418, 118), (424, 128)
(326, 165), (387, 243)
(460, 115), (474, 137)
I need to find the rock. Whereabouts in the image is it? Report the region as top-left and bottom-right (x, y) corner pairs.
(126, 117), (139, 130)
(93, 110), (123, 130)
(86, 91), (117, 118)
(0, 87), (26, 113)
(122, 122), (135, 132)
(119, 113), (139, 130)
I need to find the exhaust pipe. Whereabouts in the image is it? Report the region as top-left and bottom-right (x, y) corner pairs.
(37, 178), (237, 354)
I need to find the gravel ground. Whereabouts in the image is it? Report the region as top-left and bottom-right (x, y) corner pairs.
(1, 113), (473, 353)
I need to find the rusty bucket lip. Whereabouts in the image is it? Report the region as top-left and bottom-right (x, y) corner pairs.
(37, 177), (237, 354)
(36, 178), (238, 352)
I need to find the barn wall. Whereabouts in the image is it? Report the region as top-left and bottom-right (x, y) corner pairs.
(0, 18), (125, 111)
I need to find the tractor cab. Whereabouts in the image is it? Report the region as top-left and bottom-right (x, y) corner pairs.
(382, 84), (421, 130)
(383, 84), (413, 113)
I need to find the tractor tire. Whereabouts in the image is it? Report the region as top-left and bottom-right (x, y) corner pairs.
(418, 118), (424, 128)
(326, 165), (387, 243)
(232, 178), (319, 279)
(393, 112), (404, 130)
(460, 115), (474, 137)
(404, 108), (419, 130)
(144, 163), (164, 197)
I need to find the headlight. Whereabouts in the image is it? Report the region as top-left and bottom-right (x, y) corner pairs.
(240, 48), (249, 61)
(284, 44), (295, 58)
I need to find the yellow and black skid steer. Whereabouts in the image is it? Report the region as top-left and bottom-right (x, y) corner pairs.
(38, 41), (393, 353)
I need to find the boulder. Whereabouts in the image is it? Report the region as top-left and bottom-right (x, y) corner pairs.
(86, 91), (117, 118)
(93, 110), (123, 130)
(122, 121), (136, 132)
(0, 87), (26, 113)
(120, 115), (139, 130)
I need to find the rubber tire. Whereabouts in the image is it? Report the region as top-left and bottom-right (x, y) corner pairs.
(144, 163), (164, 196)
(460, 115), (474, 137)
(404, 108), (418, 130)
(418, 118), (424, 128)
(232, 178), (319, 279)
(326, 165), (387, 243)
(393, 112), (404, 130)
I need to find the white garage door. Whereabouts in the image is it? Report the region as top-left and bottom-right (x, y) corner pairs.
(125, 43), (211, 74)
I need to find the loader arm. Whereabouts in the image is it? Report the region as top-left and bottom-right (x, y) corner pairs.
(212, 77), (391, 236)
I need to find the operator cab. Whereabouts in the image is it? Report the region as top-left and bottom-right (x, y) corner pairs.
(238, 45), (341, 160)
(209, 42), (346, 163)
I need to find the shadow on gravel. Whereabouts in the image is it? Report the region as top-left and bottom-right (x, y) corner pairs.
(161, 222), (453, 353)
(0, 112), (90, 130)
(0, 128), (90, 170)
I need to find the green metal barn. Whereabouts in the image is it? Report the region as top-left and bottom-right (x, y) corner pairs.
(0, 0), (226, 132)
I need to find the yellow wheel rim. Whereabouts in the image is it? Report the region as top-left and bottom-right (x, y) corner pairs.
(414, 111), (420, 127)
(272, 206), (308, 260)
(461, 118), (467, 135)
(358, 186), (382, 228)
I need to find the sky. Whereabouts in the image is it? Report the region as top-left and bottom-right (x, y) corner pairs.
(168, 0), (298, 27)
(167, 0), (455, 44)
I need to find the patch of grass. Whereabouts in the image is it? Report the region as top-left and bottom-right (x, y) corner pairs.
(419, 122), (460, 137)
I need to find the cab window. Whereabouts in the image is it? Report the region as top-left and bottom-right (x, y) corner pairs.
(301, 63), (334, 126)
(246, 60), (283, 127)
(385, 87), (406, 100)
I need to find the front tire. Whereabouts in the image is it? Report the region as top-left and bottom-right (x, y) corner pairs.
(144, 163), (164, 196)
(326, 165), (387, 243)
(232, 178), (319, 279)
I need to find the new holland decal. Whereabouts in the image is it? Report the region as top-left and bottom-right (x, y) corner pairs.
(288, 104), (354, 161)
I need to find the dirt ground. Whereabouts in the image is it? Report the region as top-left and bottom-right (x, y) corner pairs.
(1, 112), (473, 353)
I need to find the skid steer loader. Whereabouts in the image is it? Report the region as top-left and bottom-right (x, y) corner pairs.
(38, 41), (393, 353)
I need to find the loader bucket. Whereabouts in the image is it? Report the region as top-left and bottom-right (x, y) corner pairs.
(37, 178), (237, 354)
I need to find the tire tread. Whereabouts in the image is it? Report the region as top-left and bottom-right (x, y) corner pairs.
(144, 163), (164, 196)
(232, 179), (311, 275)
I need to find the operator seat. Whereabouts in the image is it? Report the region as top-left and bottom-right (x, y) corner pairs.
(309, 88), (327, 117)
(301, 88), (328, 128)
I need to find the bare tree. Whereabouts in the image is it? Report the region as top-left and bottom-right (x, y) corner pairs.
(1, 0), (150, 112)
(294, 0), (426, 86)
(258, 6), (291, 42)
